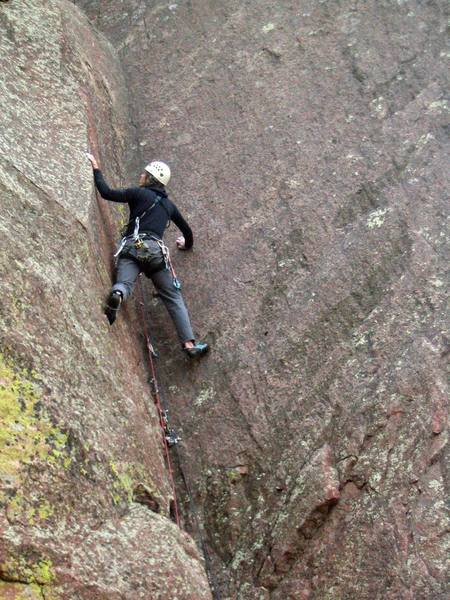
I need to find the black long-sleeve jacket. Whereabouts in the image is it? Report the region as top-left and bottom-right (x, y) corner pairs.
(93, 169), (193, 249)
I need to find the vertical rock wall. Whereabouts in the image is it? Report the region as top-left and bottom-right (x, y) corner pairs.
(0, 1), (211, 598)
(73, 1), (449, 599)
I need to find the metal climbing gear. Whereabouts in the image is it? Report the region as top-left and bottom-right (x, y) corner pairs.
(114, 195), (181, 290)
(150, 236), (182, 290)
(149, 377), (179, 446)
(162, 410), (181, 447)
(138, 288), (180, 526)
(114, 194), (162, 257)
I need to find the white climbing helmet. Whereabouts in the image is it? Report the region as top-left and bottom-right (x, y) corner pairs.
(144, 161), (171, 186)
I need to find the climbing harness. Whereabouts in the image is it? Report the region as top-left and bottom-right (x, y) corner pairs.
(115, 232), (181, 289)
(119, 194), (162, 237)
(114, 194), (181, 290)
(114, 196), (159, 257)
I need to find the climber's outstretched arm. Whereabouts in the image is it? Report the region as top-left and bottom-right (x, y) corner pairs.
(86, 153), (129, 203)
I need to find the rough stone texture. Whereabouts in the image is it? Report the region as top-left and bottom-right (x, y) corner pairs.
(2, 0), (448, 598)
(0, 1), (211, 598)
(73, 1), (449, 598)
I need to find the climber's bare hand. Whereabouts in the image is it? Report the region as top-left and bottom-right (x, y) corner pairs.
(176, 236), (186, 250)
(86, 153), (99, 169)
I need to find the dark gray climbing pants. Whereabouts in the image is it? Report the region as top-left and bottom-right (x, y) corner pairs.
(112, 256), (195, 344)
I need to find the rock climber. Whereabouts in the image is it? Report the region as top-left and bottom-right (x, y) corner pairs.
(86, 153), (209, 359)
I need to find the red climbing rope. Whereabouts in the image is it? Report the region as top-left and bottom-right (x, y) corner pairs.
(136, 279), (181, 527)
(92, 181), (181, 527)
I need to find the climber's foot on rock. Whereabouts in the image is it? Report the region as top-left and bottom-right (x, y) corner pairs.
(183, 341), (209, 359)
(104, 290), (123, 325)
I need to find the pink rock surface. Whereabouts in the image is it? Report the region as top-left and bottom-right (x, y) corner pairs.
(0, 1), (211, 598)
(1, 0), (448, 598)
(74, 1), (448, 597)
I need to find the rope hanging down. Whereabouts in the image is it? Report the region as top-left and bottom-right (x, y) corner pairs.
(136, 279), (181, 526)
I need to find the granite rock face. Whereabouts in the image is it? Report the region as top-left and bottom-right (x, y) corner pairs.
(73, 1), (449, 598)
(0, 1), (211, 598)
(2, 0), (449, 599)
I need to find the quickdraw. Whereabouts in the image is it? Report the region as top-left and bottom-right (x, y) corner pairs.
(150, 235), (182, 290)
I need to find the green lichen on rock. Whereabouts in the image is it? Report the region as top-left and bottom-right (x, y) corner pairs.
(33, 560), (54, 585)
(109, 461), (166, 513)
(193, 385), (216, 408)
(6, 495), (56, 525)
(0, 354), (70, 518)
(1, 555), (55, 587)
(110, 460), (152, 505)
(226, 469), (241, 485)
(110, 460), (135, 504)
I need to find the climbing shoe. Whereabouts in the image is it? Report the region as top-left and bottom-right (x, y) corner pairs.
(104, 290), (123, 325)
(183, 342), (209, 359)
